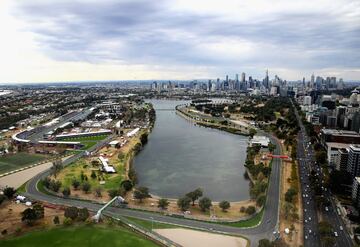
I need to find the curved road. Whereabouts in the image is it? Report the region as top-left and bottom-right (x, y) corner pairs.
(24, 133), (282, 247)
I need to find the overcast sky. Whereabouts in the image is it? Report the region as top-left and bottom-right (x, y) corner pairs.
(0, 0), (359, 83)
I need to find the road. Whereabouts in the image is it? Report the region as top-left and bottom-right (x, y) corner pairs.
(19, 108), (284, 246)
(293, 102), (353, 247)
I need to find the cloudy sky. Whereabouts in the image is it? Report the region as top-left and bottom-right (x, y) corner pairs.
(0, 0), (359, 83)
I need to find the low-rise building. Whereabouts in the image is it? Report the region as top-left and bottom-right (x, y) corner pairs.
(249, 135), (270, 147)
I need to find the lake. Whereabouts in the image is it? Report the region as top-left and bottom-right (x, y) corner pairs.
(133, 99), (250, 202)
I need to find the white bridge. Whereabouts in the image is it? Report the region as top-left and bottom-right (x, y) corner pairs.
(93, 196), (125, 222)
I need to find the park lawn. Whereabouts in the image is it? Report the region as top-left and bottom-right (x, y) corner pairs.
(56, 157), (125, 192)
(125, 216), (179, 230)
(0, 152), (48, 174)
(0, 225), (159, 247)
(217, 208), (264, 228)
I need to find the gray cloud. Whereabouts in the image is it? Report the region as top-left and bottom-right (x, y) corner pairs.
(13, 0), (360, 78)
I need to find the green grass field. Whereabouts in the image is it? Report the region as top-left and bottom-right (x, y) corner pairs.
(58, 134), (109, 150)
(0, 225), (159, 247)
(216, 208), (264, 228)
(125, 216), (178, 230)
(0, 153), (48, 174)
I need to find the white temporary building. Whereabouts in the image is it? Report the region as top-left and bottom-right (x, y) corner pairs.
(126, 128), (140, 137)
(99, 156), (116, 173)
(249, 135), (270, 147)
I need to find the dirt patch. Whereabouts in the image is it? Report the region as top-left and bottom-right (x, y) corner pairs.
(155, 228), (248, 247)
(279, 160), (303, 246)
(0, 201), (64, 238)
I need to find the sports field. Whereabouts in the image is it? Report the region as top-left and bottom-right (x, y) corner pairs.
(0, 153), (48, 174)
(0, 225), (159, 247)
(58, 134), (109, 150)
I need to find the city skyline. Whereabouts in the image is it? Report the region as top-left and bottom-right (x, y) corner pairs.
(0, 0), (359, 83)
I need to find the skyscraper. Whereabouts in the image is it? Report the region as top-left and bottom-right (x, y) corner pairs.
(264, 70), (269, 89)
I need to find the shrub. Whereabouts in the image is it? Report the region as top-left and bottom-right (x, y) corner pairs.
(72, 179), (80, 190)
(240, 206), (246, 213)
(94, 187), (102, 197)
(64, 206), (78, 220)
(91, 170), (97, 179)
(62, 187), (71, 197)
(82, 182), (91, 193)
(63, 217), (73, 226)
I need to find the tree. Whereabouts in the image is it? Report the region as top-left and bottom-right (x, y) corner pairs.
(186, 188), (203, 206)
(49, 180), (62, 192)
(53, 216), (60, 225)
(21, 208), (38, 226)
(51, 159), (62, 179)
(158, 198), (170, 210)
(268, 143), (276, 153)
(285, 187), (297, 203)
(0, 194), (6, 205)
(249, 128), (257, 138)
(90, 170), (97, 179)
(246, 206), (256, 215)
(177, 196), (191, 211)
(258, 238), (273, 247)
(133, 187), (150, 202)
(42, 177), (51, 189)
(3, 187), (16, 199)
(64, 206), (78, 220)
(121, 180), (133, 191)
(82, 182), (91, 193)
(33, 204), (44, 219)
(62, 187), (71, 197)
(78, 208), (89, 221)
(321, 236), (336, 247)
(219, 200), (230, 212)
(72, 179), (80, 190)
(256, 194), (266, 207)
(199, 197), (212, 212)
(108, 189), (120, 198)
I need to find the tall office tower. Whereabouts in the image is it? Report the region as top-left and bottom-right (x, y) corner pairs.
(235, 74), (239, 82)
(316, 76), (323, 90)
(208, 80), (212, 92)
(311, 74), (315, 89)
(216, 78), (220, 90)
(264, 70), (269, 89)
(211, 81), (216, 92)
(249, 76), (254, 88)
(302, 77), (306, 89)
(241, 72), (246, 82)
(325, 77), (331, 90)
(330, 77), (337, 89)
(347, 145), (360, 178)
(338, 78), (344, 90)
(226, 75), (229, 83)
